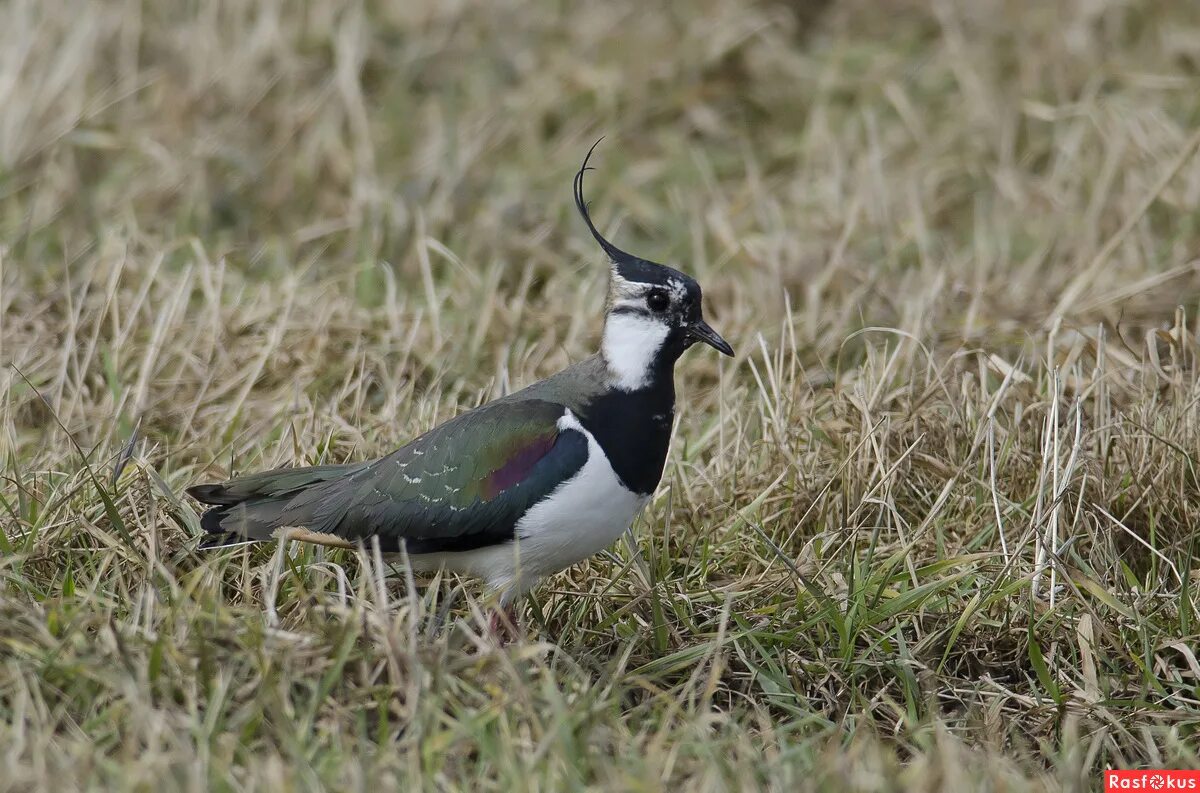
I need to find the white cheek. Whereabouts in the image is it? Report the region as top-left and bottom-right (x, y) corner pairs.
(609, 272), (639, 300)
(602, 313), (670, 391)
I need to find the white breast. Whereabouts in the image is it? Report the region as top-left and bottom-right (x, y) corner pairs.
(508, 409), (648, 586)
(407, 409), (648, 602)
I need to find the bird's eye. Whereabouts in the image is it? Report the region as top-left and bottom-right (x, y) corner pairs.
(646, 289), (670, 312)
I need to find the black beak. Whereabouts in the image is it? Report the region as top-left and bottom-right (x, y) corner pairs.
(686, 319), (734, 356)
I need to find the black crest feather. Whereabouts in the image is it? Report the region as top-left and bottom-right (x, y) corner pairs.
(574, 138), (641, 266)
(573, 140), (697, 289)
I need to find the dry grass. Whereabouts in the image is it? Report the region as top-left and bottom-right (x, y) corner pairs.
(3, 0), (1200, 789)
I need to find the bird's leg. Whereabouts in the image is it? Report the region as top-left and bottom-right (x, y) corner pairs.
(487, 603), (519, 645)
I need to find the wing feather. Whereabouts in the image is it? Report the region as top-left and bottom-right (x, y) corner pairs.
(192, 399), (588, 553)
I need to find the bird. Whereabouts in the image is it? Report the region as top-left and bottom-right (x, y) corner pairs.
(187, 143), (734, 641)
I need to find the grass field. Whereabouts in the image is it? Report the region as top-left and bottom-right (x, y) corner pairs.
(3, 0), (1200, 789)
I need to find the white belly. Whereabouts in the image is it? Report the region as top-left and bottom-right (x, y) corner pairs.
(407, 410), (648, 601)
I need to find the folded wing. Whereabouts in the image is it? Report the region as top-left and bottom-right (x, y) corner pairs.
(189, 399), (588, 553)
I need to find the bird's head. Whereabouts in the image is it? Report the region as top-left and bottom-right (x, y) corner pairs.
(574, 143), (733, 391)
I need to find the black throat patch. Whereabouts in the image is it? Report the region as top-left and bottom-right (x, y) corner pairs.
(575, 372), (676, 495)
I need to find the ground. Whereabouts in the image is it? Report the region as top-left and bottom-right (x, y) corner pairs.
(2, 0), (1199, 790)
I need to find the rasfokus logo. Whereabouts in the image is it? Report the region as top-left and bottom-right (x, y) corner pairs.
(1106, 771), (1200, 791)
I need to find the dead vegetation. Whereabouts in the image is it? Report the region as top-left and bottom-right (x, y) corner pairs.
(2, 0), (1200, 789)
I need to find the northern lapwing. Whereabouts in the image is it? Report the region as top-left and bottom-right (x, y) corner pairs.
(188, 143), (734, 640)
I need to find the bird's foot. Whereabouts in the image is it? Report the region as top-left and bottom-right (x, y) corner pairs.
(487, 604), (519, 646)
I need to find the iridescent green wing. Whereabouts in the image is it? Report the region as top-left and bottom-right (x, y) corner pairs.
(267, 398), (588, 552)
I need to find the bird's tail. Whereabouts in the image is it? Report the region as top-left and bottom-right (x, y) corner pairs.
(187, 463), (364, 548)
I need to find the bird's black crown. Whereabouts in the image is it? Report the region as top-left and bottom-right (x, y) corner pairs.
(573, 141), (700, 297)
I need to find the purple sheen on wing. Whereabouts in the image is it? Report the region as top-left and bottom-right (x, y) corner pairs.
(483, 434), (557, 499)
